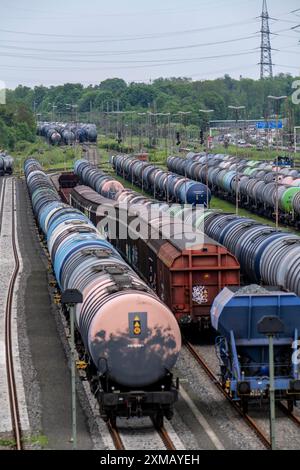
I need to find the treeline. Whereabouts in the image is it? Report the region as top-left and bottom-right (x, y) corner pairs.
(0, 102), (36, 151)
(6, 74), (300, 127)
(2, 73), (299, 151)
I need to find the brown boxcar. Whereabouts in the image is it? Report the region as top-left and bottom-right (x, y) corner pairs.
(51, 172), (78, 204)
(70, 185), (240, 328)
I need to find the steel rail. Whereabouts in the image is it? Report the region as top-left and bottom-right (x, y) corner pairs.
(4, 179), (22, 450)
(184, 340), (271, 450)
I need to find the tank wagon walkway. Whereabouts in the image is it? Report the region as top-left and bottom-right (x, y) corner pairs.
(16, 178), (93, 449)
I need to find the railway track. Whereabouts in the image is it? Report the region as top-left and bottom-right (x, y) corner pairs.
(107, 420), (177, 451)
(0, 178), (7, 234)
(3, 179), (23, 450)
(184, 340), (271, 449)
(278, 401), (300, 428)
(82, 143), (99, 166)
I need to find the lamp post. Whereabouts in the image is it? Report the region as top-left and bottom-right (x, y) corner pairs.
(199, 109), (214, 209)
(61, 289), (83, 450)
(228, 105), (246, 215)
(257, 316), (284, 450)
(268, 96), (287, 230)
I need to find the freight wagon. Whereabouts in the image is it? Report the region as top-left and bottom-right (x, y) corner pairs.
(37, 122), (97, 146)
(0, 153), (13, 176)
(25, 158), (181, 427)
(111, 154), (211, 207)
(212, 285), (300, 412)
(167, 153), (300, 229)
(70, 184), (240, 329)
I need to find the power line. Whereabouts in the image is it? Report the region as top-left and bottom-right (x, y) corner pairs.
(0, 49), (257, 67)
(0, 0), (256, 18)
(275, 64), (300, 70)
(0, 34), (259, 56)
(0, 18), (259, 42)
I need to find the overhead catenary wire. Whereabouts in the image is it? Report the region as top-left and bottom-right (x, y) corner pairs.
(0, 0), (259, 18)
(0, 49), (258, 67)
(0, 18), (259, 42)
(0, 34), (259, 56)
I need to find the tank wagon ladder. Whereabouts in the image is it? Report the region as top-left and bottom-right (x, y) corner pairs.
(4, 179), (23, 450)
(184, 340), (272, 449)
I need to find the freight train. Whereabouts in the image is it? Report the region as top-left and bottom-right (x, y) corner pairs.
(167, 153), (300, 229)
(59, 161), (300, 411)
(71, 160), (240, 328)
(111, 154), (211, 207)
(211, 285), (300, 412)
(0, 152), (13, 176)
(37, 122), (97, 146)
(107, 155), (300, 302)
(24, 158), (181, 426)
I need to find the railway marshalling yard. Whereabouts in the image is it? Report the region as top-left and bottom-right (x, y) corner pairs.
(2, 148), (300, 452)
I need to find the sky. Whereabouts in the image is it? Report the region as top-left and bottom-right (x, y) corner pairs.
(0, 0), (299, 88)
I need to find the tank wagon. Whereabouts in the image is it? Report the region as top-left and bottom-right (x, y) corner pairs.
(0, 153), (14, 176)
(211, 285), (300, 412)
(167, 153), (300, 229)
(70, 182), (240, 328)
(24, 158), (181, 426)
(199, 210), (300, 298)
(37, 122), (98, 146)
(75, 159), (300, 305)
(75, 159), (125, 199)
(111, 155), (211, 207)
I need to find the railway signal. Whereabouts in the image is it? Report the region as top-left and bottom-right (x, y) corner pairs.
(200, 129), (204, 145)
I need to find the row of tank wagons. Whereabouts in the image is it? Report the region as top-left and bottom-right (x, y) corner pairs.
(199, 208), (300, 303)
(71, 163), (300, 411)
(0, 153), (14, 176)
(24, 158), (181, 426)
(37, 122), (97, 146)
(110, 154), (212, 207)
(167, 153), (300, 227)
(89, 155), (300, 302)
(70, 167), (240, 328)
